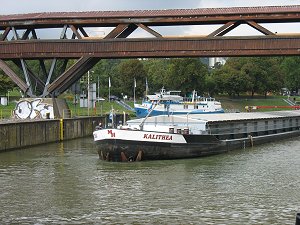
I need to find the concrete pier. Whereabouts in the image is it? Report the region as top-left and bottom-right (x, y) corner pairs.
(0, 116), (106, 152)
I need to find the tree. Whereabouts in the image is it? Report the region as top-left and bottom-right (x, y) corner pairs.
(167, 58), (208, 95)
(260, 57), (283, 97)
(91, 59), (122, 98)
(0, 73), (16, 95)
(211, 58), (252, 96)
(0, 61), (19, 95)
(204, 74), (217, 96)
(117, 59), (147, 98)
(211, 57), (283, 97)
(281, 56), (300, 93)
(143, 59), (171, 92)
(242, 57), (283, 97)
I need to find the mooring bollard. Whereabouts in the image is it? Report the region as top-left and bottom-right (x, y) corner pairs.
(295, 212), (300, 225)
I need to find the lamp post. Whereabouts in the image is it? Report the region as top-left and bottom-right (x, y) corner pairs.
(97, 75), (100, 99)
(87, 70), (94, 116)
(7, 90), (10, 105)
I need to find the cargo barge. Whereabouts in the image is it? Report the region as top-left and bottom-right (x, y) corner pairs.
(93, 110), (300, 162)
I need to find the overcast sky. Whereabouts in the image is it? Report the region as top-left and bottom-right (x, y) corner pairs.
(1, 0), (300, 38)
(0, 0), (299, 14)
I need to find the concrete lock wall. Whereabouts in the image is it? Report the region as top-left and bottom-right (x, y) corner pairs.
(0, 120), (60, 151)
(62, 117), (106, 140)
(0, 116), (107, 152)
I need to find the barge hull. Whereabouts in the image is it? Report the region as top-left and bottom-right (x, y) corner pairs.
(95, 129), (300, 162)
(96, 139), (225, 161)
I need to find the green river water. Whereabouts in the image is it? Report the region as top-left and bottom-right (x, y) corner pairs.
(0, 137), (300, 224)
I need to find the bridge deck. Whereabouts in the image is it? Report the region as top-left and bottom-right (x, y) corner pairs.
(1, 5), (300, 97)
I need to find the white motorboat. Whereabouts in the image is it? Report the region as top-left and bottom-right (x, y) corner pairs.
(134, 88), (224, 118)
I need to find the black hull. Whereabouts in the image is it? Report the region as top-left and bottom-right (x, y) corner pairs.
(95, 130), (300, 162)
(96, 139), (226, 162)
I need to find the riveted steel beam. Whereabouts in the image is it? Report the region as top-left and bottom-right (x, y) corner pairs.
(1, 27), (11, 41)
(0, 59), (29, 93)
(1, 6), (300, 29)
(1, 36), (300, 59)
(69, 25), (82, 39)
(245, 21), (275, 35)
(104, 23), (138, 39)
(137, 23), (162, 38)
(47, 57), (100, 96)
(207, 21), (241, 37)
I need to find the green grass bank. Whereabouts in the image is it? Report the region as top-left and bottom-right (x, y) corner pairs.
(1, 95), (299, 120)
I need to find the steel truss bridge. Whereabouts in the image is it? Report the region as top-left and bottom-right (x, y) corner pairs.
(1, 5), (300, 97)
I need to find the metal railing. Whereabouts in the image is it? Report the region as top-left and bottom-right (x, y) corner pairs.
(62, 109), (72, 119)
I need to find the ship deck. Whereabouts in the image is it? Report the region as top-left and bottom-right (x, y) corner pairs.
(128, 110), (300, 125)
(187, 110), (300, 123)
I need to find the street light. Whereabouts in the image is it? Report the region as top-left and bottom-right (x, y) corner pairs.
(7, 90), (10, 105)
(87, 70), (94, 116)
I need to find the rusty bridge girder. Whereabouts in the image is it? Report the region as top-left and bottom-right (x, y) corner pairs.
(1, 5), (300, 97)
(1, 36), (300, 59)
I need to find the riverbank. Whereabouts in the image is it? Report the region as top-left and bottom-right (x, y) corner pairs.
(1, 95), (297, 119)
(218, 95), (296, 112)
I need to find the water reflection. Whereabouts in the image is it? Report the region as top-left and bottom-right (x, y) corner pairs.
(0, 137), (299, 224)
